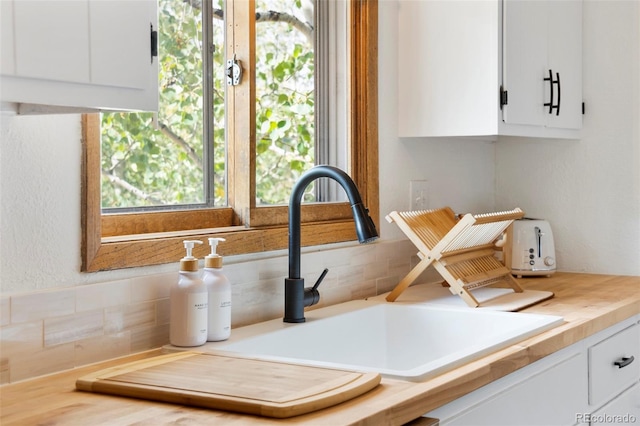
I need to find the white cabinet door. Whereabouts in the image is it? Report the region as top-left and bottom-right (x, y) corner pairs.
(1, 0), (158, 112)
(546, 0), (583, 130)
(589, 383), (640, 426)
(502, 0), (582, 130)
(502, 0), (547, 127)
(397, 0), (500, 138)
(89, 0), (153, 91)
(588, 323), (640, 407)
(426, 350), (588, 426)
(13, 0), (90, 83)
(1, 1), (15, 76)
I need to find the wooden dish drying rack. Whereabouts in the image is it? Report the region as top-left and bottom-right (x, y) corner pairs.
(386, 207), (554, 310)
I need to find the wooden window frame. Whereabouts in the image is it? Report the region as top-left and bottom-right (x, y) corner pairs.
(81, 0), (378, 272)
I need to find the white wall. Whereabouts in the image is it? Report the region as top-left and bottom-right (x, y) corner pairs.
(0, 114), (186, 292)
(496, 0), (640, 275)
(0, 115), (87, 291)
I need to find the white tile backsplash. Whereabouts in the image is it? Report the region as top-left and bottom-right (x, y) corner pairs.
(131, 273), (173, 303)
(0, 239), (420, 383)
(44, 310), (104, 346)
(0, 297), (10, 327)
(10, 289), (75, 323)
(76, 279), (131, 312)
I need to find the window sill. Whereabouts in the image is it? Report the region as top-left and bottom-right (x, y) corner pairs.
(83, 219), (361, 272)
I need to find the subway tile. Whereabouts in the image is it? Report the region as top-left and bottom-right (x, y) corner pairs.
(256, 256), (288, 281)
(231, 302), (262, 328)
(336, 265), (365, 287)
(316, 286), (351, 308)
(75, 332), (131, 367)
(0, 296), (9, 326)
(44, 310), (104, 347)
(299, 250), (327, 273)
(303, 245), (353, 270)
(0, 321), (43, 360)
(378, 239), (416, 261)
(350, 244), (378, 266)
(10, 342), (75, 383)
(231, 287), (282, 327)
(11, 289), (75, 323)
(307, 269), (338, 289)
(387, 256), (412, 280)
(362, 260), (388, 282)
(224, 261), (261, 284)
(104, 301), (156, 334)
(131, 272), (174, 303)
(76, 279), (131, 312)
(238, 278), (282, 306)
(0, 321), (75, 383)
(238, 301), (281, 325)
(156, 298), (170, 326)
(350, 279), (377, 300)
(376, 276), (401, 295)
(131, 324), (169, 352)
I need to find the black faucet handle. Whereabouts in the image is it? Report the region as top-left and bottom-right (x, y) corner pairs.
(303, 268), (328, 308)
(312, 268), (329, 290)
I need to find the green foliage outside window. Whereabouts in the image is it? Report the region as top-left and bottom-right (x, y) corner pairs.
(100, 0), (315, 209)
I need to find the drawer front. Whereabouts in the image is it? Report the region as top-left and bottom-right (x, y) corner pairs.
(588, 383), (640, 426)
(589, 323), (640, 406)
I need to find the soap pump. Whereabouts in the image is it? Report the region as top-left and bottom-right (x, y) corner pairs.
(170, 240), (208, 347)
(203, 237), (231, 341)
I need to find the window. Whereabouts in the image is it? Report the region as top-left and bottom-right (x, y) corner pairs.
(81, 0), (378, 271)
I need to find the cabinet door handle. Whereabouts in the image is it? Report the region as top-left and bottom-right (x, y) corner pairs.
(555, 72), (561, 116)
(613, 356), (635, 368)
(544, 70), (554, 114)
(543, 70), (561, 115)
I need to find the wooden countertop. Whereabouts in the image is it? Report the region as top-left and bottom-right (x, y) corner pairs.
(2, 273), (639, 425)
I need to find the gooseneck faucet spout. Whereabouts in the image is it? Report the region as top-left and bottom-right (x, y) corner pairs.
(284, 165), (379, 323)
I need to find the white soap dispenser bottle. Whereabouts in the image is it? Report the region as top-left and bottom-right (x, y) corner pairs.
(170, 240), (208, 347)
(203, 237), (232, 341)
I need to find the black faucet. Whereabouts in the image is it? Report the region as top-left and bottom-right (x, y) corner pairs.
(284, 165), (379, 323)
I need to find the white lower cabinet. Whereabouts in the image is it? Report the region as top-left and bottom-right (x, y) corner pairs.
(588, 323), (640, 407)
(425, 348), (588, 425)
(588, 383), (640, 426)
(425, 315), (640, 426)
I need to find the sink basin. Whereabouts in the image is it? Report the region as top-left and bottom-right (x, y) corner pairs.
(214, 301), (563, 381)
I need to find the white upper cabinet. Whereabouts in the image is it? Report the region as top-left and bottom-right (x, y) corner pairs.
(1, 0), (158, 114)
(503, 0), (583, 131)
(398, 0), (583, 139)
(1, 1), (16, 77)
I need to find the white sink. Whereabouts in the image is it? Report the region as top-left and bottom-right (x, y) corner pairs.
(213, 301), (563, 382)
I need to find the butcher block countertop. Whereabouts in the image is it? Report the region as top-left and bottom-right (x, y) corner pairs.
(2, 272), (639, 425)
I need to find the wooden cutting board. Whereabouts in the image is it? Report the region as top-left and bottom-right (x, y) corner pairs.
(76, 351), (381, 418)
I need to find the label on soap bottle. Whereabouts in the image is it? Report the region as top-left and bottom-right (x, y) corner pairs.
(187, 292), (208, 340)
(207, 292), (231, 341)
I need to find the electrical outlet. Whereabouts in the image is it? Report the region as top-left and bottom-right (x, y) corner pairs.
(409, 180), (429, 211)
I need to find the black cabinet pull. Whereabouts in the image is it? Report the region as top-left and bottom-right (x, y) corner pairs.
(544, 69), (554, 114)
(543, 69), (560, 116)
(555, 72), (561, 116)
(614, 356), (635, 368)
